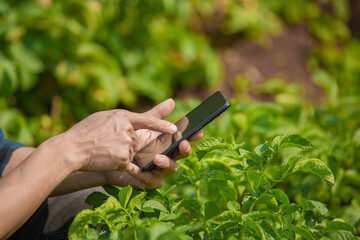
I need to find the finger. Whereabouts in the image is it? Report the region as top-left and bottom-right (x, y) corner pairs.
(178, 140), (191, 156)
(153, 154), (178, 173)
(144, 98), (175, 119)
(129, 112), (177, 134)
(126, 163), (155, 183)
(130, 131), (142, 152)
(168, 140), (192, 160)
(188, 130), (203, 142)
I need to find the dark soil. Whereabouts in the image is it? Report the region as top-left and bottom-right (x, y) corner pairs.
(176, 25), (326, 105)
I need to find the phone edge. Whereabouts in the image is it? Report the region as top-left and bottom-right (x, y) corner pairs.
(142, 95), (230, 172)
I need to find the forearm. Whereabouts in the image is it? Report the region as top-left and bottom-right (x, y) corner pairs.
(0, 135), (76, 239)
(51, 171), (108, 197)
(5, 147), (109, 197)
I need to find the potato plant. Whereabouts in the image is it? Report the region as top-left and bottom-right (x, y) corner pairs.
(69, 134), (357, 239)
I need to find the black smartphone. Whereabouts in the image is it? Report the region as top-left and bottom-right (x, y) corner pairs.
(133, 91), (231, 172)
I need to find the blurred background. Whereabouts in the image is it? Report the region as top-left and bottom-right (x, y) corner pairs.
(1, 0), (360, 231)
(1, 0), (358, 145)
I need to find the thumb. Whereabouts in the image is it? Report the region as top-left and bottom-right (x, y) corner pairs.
(144, 98), (175, 119)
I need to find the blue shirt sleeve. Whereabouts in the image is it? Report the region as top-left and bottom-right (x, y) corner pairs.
(0, 128), (24, 177)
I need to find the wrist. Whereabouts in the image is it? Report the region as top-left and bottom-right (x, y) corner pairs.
(39, 133), (80, 173)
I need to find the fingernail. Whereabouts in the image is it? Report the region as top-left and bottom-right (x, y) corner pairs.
(156, 155), (166, 164)
(187, 144), (191, 152)
(127, 164), (133, 172)
(170, 124), (177, 133)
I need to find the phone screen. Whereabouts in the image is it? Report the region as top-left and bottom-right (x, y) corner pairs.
(133, 91), (230, 171)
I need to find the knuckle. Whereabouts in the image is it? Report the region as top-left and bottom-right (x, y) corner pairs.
(115, 109), (129, 118)
(123, 122), (133, 131)
(124, 135), (132, 145)
(145, 117), (155, 128)
(154, 180), (164, 189)
(117, 149), (129, 160)
(139, 182), (147, 190)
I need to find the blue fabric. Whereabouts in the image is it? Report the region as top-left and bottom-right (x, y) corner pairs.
(0, 128), (24, 177)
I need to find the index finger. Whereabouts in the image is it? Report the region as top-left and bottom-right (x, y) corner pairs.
(128, 112), (177, 134)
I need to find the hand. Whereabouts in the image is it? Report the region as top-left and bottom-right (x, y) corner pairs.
(105, 99), (203, 189)
(61, 108), (177, 172)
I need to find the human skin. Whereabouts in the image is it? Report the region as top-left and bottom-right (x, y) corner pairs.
(0, 99), (202, 239)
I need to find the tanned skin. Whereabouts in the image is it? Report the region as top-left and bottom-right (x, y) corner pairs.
(0, 99), (202, 239)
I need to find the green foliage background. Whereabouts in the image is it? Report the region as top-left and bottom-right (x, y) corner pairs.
(1, 0), (360, 239)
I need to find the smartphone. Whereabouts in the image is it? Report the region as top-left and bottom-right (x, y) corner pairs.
(133, 91), (231, 172)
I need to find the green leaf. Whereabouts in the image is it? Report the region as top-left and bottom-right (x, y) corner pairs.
(287, 225), (315, 240)
(215, 180), (238, 201)
(175, 225), (194, 234)
(84, 228), (99, 239)
(246, 171), (261, 190)
(204, 201), (221, 220)
(227, 201), (241, 211)
(308, 200), (328, 216)
(279, 134), (313, 150)
(85, 191), (109, 208)
(217, 210), (242, 222)
(102, 185), (120, 196)
(272, 134), (288, 149)
(241, 196), (256, 212)
(159, 212), (178, 221)
(174, 198), (202, 216)
(118, 186), (132, 208)
(255, 194), (278, 212)
(260, 220), (281, 240)
(68, 210), (101, 240)
(279, 229), (295, 240)
(294, 158), (335, 184)
(282, 204), (301, 214)
(96, 196), (121, 215)
(128, 191), (146, 211)
(255, 141), (268, 155)
(9, 42), (44, 73)
(270, 189), (290, 206)
(325, 220), (356, 234)
(195, 137), (228, 160)
(204, 170), (234, 181)
(214, 220), (238, 233)
(323, 230), (357, 240)
(246, 211), (281, 223)
(245, 152), (263, 165)
(149, 222), (178, 240)
(143, 200), (169, 213)
(246, 218), (266, 240)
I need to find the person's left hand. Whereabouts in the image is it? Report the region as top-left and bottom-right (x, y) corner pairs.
(105, 99), (203, 189)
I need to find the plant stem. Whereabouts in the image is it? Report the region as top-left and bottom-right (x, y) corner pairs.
(134, 230), (138, 240)
(248, 201), (255, 213)
(196, 181), (201, 201)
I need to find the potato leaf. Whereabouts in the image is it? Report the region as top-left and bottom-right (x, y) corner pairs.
(227, 201), (241, 211)
(143, 200), (169, 213)
(85, 191), (109, 208)
(118, 186), (132, 208)
(217, 210), (242, 222)
(278, 134), (314, 150)
(128, 191), (147, 211)
(287, 225), (315, 240)
(204, 201), (221, 220)
(214, 180), (238, 201)
(309, 200), (328, 216)
(246, 218), (266, 240)
(294, 158), (335, 185)
(270, 189), (290, 206)
(196, 137), (228, 160)
(325, 220), (356, 234)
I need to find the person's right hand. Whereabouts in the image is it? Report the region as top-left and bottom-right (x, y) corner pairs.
(60, 109), (178, 172)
